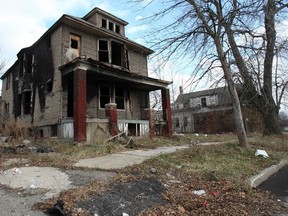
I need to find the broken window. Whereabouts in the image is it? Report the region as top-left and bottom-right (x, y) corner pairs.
(99, 40), (109, 63)
(100, 85), (110, 108)
(175, 118), (179, 128)
(4, 103), (9, 114)
(46, 80), (53, 93)
(102, 18), (107, 28)
(115, 25), (120, 34)
(201, 97), (207, 107)
(111, 41), (123, 66)
(184, 117), (188, 127)
(115, 86), (125, 109)
(109, 21), (114, 31)
(69, 34), (80, 60)
(6, 73), (10, 90)
(23, 91), (32, 115)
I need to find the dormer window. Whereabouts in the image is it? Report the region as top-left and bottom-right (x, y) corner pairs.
(100, 16), (122, 35)
(102, 18), (107, 28)
(115, 25), (120, 34)
(109, 21), (114, 31)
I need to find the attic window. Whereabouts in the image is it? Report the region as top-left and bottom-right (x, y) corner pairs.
(115, 25), (120, 34)
(109, 21), (114, 31)
(102, 18), (107, 28)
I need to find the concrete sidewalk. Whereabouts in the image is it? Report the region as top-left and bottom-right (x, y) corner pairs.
(74, 145), (191, 169)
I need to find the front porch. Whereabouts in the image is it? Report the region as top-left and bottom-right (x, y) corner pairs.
(59, 58), (172, 143)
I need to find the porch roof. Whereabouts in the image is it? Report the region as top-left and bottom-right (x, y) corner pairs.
(59, 58), (172, 91)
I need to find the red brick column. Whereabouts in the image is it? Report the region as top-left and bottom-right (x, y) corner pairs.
(105, 103), (118, 136)
(73, 69), (87, 142)
(161, 88), (173, 136)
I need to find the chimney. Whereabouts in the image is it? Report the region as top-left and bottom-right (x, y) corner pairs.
(179, 86), (183, 95)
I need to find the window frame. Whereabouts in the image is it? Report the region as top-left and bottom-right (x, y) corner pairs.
(99, 85), (111, 109)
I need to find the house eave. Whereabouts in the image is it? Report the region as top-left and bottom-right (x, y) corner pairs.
(59, 58), (171, 90)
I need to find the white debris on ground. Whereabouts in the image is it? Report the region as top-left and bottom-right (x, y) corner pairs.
(255, 149), (269, 158)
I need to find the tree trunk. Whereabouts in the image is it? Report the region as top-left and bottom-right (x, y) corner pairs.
(262, 0), (282, 135)
(214, 38), (249, 148)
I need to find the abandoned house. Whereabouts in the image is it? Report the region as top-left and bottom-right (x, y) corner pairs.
(1, 7), (173, 142)
(172, 86), (263, 134)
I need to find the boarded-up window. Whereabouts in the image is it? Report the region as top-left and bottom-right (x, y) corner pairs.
(99, 40), (109, 63)
(100, 86), (110, 108)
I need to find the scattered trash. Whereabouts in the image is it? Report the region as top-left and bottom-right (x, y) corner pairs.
(12, 167), (21, 173)
(192, 189), (206, 196)
(166, 172), (176, 180)
(204, 134), (208, 137)
(211, 191), (220, 196)
(150, 167), (157, 174)
(255, 149), (269, 158)
(123, 213), (129, 216)
(37, 145), (53, 153)
(194, 133), (199, 136)
(23, 139), (31, 145)
(29, 184), (36, 189)
(203, 200), (209, 206)
(45, 200), (66, 216)
(94, 213), (99, 216)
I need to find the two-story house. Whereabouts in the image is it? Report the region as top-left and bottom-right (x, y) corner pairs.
(172, 86), (263, 134)
(1, 8), (172, 143)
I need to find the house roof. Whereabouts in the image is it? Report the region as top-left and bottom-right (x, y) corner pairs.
(2, 7), (153, 79)
(82, 7), (129, 26)
(175, 86), (231, 104)
(59, 58), (172, 91)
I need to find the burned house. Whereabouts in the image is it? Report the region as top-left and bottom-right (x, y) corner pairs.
(172, 86), (263, 134)
(1, 7), (172, 142)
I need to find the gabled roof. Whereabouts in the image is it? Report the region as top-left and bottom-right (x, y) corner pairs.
(175, 86), (231, 104)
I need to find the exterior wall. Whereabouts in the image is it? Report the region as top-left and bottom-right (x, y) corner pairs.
(32, 26), (63, 127)
(173, 110), (194, 133)
(128, 50), (148, 76)
(1, 73), (14, 123)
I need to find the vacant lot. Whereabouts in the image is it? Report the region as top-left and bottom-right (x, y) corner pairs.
(1, 133), (288, 215)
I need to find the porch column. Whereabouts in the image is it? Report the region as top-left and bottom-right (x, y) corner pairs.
(161, 88), (173, 136)
(105, 103), (118, 136)
(73, 68), (87, 142)
(143, 108), (155, 139)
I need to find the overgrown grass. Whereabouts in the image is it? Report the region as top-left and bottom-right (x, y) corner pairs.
(133, 134), (288, 186)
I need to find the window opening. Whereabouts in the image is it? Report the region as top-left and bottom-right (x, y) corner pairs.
(23, 91), (31, 114)
(99, 40), (109, 63)
(115, 25), (120, 34)
(102, 18), (107, 28)
(5, 103), (9, 114)
(6, 74), (10, 90)
(100, 86), (110, 108)
(175, 118), (179, 128)
(46, 81), (53, 93)
(115, 86), (125, 109)
(184, 117), (188, 127)
(109, 21), (114, 31)
(201, 97), (207, 107)
(111, 41), (123, 66)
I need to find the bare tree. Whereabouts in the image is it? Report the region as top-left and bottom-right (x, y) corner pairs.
(132, 0), (288, 141)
